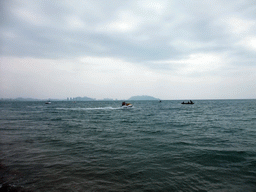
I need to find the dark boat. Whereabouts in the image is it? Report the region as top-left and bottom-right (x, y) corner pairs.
(181, 100), (194, 104)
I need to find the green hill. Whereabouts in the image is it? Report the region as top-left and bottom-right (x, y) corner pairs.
(128, 95), (159, 100)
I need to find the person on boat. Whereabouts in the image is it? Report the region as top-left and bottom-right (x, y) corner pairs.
(122, 102), (126, 106)
(190, 100), (193, 104)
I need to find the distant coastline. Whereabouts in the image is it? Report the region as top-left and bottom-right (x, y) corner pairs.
(2, 97), (256, 102)
(128, 95), (160, 100)
(1, 95), (160, 101)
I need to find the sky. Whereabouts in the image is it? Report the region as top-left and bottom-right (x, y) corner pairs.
(1, 0), (256, 100)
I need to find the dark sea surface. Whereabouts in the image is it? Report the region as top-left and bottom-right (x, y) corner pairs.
(0, 100), (256, 192)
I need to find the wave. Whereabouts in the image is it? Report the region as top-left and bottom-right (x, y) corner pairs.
(56, 107), (122, 111)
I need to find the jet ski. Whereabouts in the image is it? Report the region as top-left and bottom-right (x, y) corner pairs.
(121, 102), (133, 108)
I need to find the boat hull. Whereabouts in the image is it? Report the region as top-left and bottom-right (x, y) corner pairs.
(121, 105), (133, 108)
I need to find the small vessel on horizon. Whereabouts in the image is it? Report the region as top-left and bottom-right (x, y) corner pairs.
(181, 100), (194, 105)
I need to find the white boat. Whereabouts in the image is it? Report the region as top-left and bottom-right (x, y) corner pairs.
(122, 104), (133, 108)
(121, 102), (133, 108)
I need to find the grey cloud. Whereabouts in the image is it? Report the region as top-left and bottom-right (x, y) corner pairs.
(1, 0), (256, 64)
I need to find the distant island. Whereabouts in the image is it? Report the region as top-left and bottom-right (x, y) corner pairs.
(1, 95), (160, 101)
(67, 96), (95, 101)
(128, 95), (160, 100)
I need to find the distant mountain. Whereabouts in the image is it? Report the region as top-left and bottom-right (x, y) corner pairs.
(14, 97), (40, 101)
(128, 95), (160, 100)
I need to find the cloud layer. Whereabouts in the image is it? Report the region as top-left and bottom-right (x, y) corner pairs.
(1, 0), (256, 99)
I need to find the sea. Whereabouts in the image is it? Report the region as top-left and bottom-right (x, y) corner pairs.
(0, 100), (255, 192)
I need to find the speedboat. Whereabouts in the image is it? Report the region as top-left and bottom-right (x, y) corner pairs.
(45, 101), (51, 104)
(123, 103), (133, 108)
(181, 102), (194, 105)
(181, 100), (194, 105)
(121, 102), (133, 108)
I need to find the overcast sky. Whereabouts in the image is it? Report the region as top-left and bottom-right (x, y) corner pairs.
(1, 0), (256, 100)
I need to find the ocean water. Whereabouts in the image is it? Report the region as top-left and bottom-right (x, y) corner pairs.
(0, 100), (256, 191)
